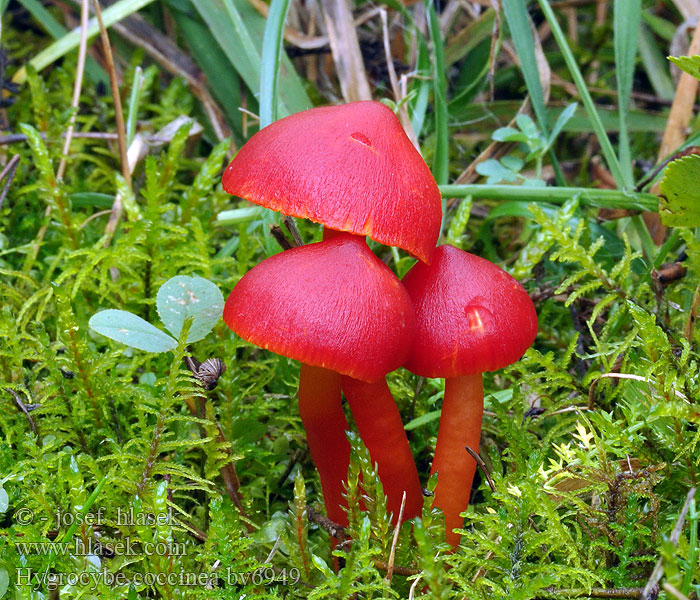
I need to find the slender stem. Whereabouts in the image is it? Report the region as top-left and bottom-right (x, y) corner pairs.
(431, 373), (484, 547)
(341, 376), (423, 522)
(439, 184), (657, 211)
(298, 364), (350, 526)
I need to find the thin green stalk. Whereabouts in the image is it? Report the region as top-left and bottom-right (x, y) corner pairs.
(260, 0), (292, 128)
(536, 0), (626, 188)
(126, 66), (144, 146)
(439, 184), (657, 211)
(614, 0), (641, 189)
(425, 0), (449, 231)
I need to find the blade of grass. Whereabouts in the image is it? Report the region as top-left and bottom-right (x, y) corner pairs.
(614, 0), (641, 188)
(125, 66), (143, 147)
(16, 0), (105, 83)
(172, 9), (244, 142)
(503, 0), (565, 185)
(503, 0), (549, 135)
(12, 0), (158, 84)
(612, 0), (656, 258)
(17, 0), (67, 39)
(192, 0), (309, 120)
(425, 0), (449, 234)
(536, 0), (626, 188)
(410, 34), (431, 139)
(638, 24), (675, 101)
(260, 0), (292, 128)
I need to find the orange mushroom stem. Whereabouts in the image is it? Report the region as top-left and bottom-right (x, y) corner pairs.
(402, 245), (538, 546)
(341, 376), (423, 521)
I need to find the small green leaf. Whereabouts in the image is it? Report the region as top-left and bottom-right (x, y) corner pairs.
(476, 158), (518, 183)
(492, 127), (530, 144)
(405, 410), (441, 431)
(156, 276), (224, 343)
(515, 114), (540, 139)
(668, 55), (700, 81)
(0, 487), (8, 513)
(501, 155), (524, 171)
(659, 155), (700, 227)
(89, 309), (177, 352)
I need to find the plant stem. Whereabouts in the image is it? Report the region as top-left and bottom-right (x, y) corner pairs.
(439, 184), (657, 211)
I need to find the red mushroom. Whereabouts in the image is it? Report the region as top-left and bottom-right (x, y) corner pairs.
(222, 101), (439, 523)
(223, 234), (421, 525)
(402, 245), (538, 546)
(222, 101), (442, 264)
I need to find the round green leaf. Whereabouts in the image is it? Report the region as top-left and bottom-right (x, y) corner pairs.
(89, 310), (177, 353)
(659, 154), (700, 227)
(156, 276), (224, 343)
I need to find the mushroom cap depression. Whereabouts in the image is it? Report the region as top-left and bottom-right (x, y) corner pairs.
(402, 245), (538, 378)
(223, 234), (416, 383)
(222, 101), (442, 263)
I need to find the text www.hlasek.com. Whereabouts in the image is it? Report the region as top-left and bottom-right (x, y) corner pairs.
(16, 566), (302, 591)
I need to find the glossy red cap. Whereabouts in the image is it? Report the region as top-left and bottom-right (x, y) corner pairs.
(223, 235), (416, 382)
(402, 245), (538, 378)
(222, 101), (442, 263)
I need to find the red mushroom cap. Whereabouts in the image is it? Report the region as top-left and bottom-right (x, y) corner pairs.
(402, 245), (538, 378)
(222, 101), (442, 263)
(223, 234), (416, 382)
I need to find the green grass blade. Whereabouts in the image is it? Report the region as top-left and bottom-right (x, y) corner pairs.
(13, 0), (158, 84)
(503, 0), (565, 185)
(614, 0), (641, 188)
(260, 0), (292, 128)
(173, 9), (244, 141)
(503, 0), (549, 132)
(426, 0), (449, 237)
(16, 0), (66, 39)
(192, 0), (309, 121)
(410, 35), (431, 139)
(638, 23), (675, 101)
(425, 0), (448, 190)
(537, 0), (626, 187)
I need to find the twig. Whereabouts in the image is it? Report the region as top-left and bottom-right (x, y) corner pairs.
(282, 216), (304, 247)
(307, 506), (349, 545)
(663, 583), (690, 600)
(306, 506), (419, 576)
(641, 487), (696, 599)
(56, 0), (89, 181)
(91, 0), (129, 188)
(465, 446), (496, 493)
(385, 491), (406, 583)
(5, 388), (38, 437)
(379, 9), (416, 148)
(0, 154), (20, 210)
(270, 225), (293, 250)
